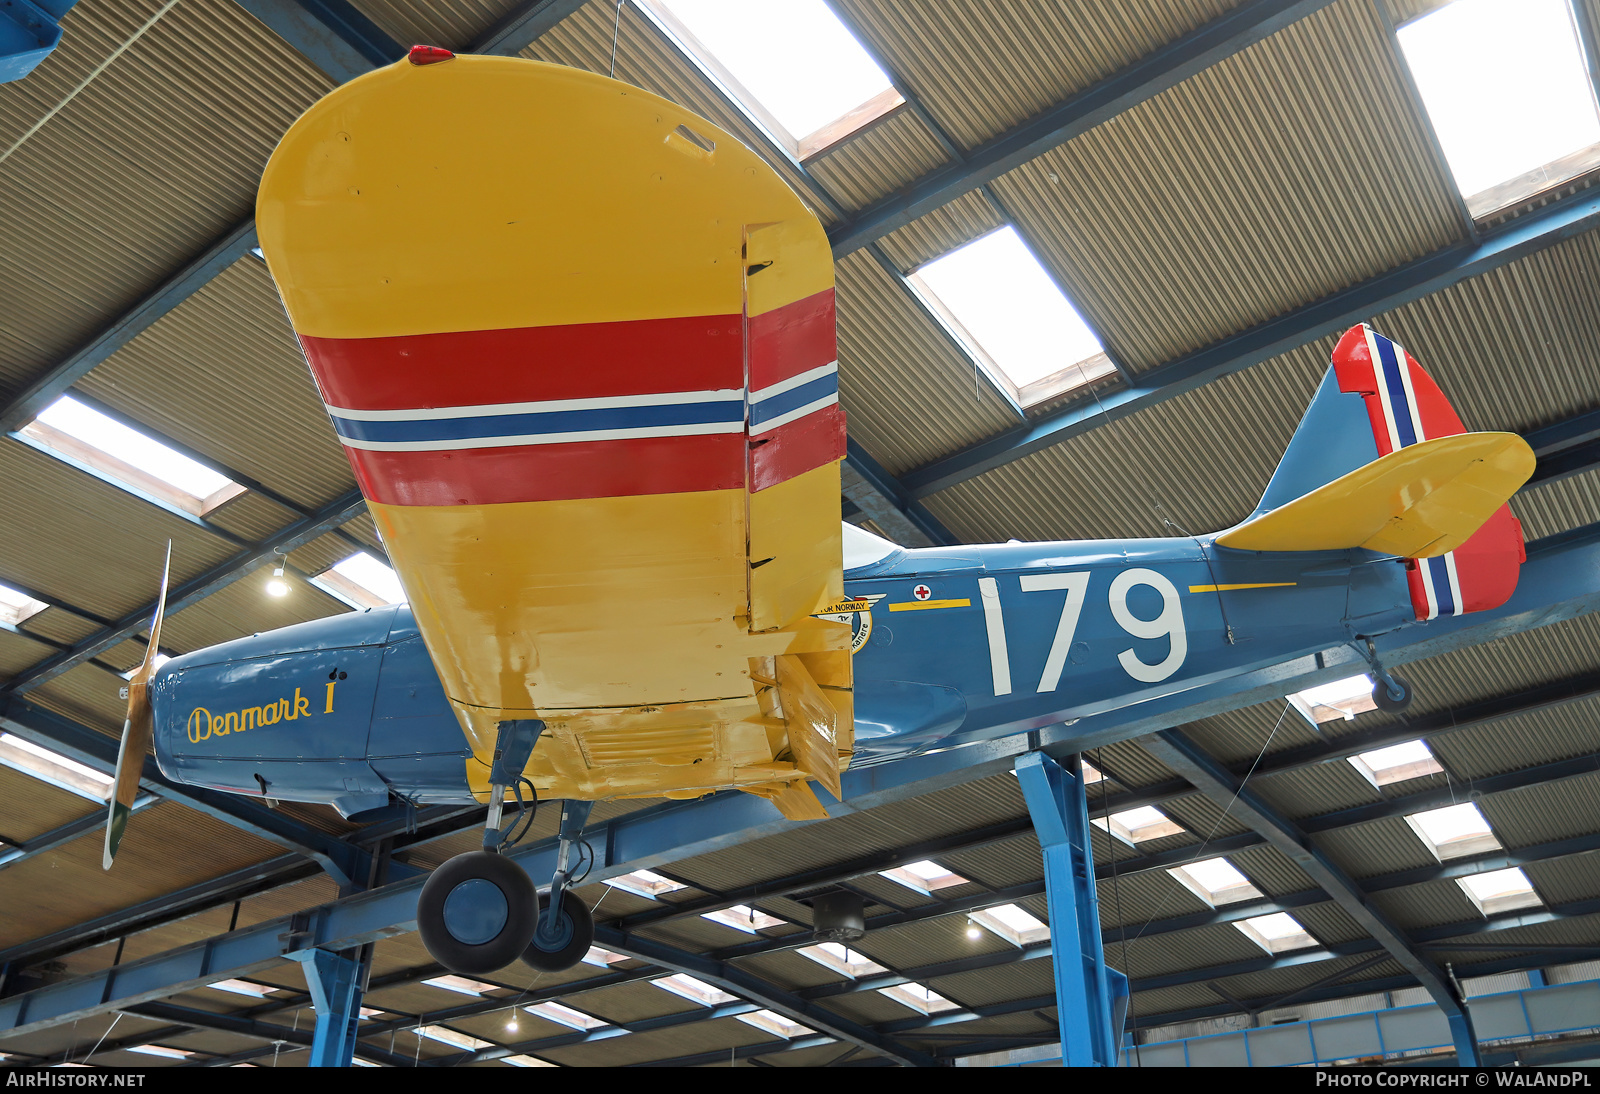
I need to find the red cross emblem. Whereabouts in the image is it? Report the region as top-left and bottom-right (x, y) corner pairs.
(913, 584), (932, 600)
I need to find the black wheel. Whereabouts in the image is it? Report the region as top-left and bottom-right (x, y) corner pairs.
(1375, 674), (1413, 714)
(417, 851), (537, 975)
(522, 889), (594, 972)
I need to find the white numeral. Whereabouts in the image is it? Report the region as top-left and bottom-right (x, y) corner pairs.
(1108, 569), (1187, 683)
(977, 577), (1011, 696)
(1019, 571), (1090, 693)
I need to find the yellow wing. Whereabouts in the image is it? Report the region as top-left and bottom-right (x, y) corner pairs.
(258, 53), (850, 815)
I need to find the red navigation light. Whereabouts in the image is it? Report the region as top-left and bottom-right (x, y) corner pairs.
(408, 45), (455, 66)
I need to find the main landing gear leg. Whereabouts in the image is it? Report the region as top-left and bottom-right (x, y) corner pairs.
(416, 720), (544, 975)
(1360, 640), (1414, 714)
(522, 799), (595, 972)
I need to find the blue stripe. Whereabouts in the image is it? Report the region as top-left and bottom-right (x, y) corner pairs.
(749, 374), (837, 428)
(330, 400), (745, 444)
(1373, 333), (1418, 448)
(1428, 556), (1455, 616)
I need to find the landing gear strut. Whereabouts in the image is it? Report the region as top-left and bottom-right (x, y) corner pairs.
(522, 800), (595, 972)
(417, 719), (544, 975)
(1361, 640), (1414, 715)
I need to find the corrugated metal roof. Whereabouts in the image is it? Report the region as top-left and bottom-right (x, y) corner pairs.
(1480, 769), (1600, 847)
(1313, 815), (1438, 879)
(1523, 850), (1600, 905)
(806, 108), (951, 213)
(875, 190), (1004, 272)
(353, 0), (523, 50)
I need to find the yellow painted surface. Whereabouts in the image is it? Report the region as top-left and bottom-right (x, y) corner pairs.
(749, 461), (844, 632)
(1217, 432), (1535, 557)
(258, 57), (824, 339)
(888, 599), (972, 612)
(1188, 583), (1298, 592)
(261, 56), (851, 807)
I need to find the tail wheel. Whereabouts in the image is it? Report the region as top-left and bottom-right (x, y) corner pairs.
(522, 889), (594, 972)
(418, 851), (537, 975)
(1375, 674), (1414, 714)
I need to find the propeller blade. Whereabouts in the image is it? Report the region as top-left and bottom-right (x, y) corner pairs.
(103, 542), (172, 871)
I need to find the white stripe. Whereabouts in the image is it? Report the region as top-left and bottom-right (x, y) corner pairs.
(747, 393), (839, 436)
(1364, 326), (1404, 454)
(1417, 558), (1440, 621)
(1443, 552), (1464, 616)
(749, 361), (838, 404)
(326, 388), (745, 422)
(1393, 342), (1428, 443)
(338, 420), (745, 452)
(978, 577), (1012, 696)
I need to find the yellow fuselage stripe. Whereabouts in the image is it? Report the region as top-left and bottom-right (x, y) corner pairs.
(1188, 583), (1298, 593)
(888, 599), (972, 612)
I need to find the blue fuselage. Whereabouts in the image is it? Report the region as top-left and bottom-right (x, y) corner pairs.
(150, 538), (1413, 816)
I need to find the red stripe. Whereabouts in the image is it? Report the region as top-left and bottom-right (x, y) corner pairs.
(346, 433), (746, 506)
(750, 404), (846, 492)
(300, 313), (744, 411)
(749, 290), (836, 392)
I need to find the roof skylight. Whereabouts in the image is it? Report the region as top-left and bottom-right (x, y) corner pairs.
(651, 973), (737, 1006)
(0, 732), (113, 802)
(503, 1055), (558, 1068)
(701, 904), (786, 933)
(641, 0), (902, 159)
(1405, 802), (1501, 861)
(968, 902), (1050, 947)
(797, 942), (888, 978)
(525, 1001), (607, 1031)
(878, 859), (970, 894)
(421, 974), (502, 997)
(22, 396), (244, 518)
(0, 583), (47, 627)
(736, 1009), (814, 1039)
(581, 946), (629, 967)
(1348, 740), (1444, 788)
(1091, 805), (1186, 845)
(605, 868), (689, 899)
(1288, 674), (1376, 725)
(1398, 0), (1600, 217)
(127, 1045), (192, 1059)
(1457, 867), (1542, 916)
(878, 982), (960, 1015)
(1234, 912), (1318, 954)
(415, 1025), (493, 1050)
(207, 979), (279, 998)
(1167, 857), (1264, 907)
(309, 554), (406, 609)
(910, 226), (1117, 407)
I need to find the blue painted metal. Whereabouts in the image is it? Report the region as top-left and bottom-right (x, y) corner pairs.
(842, 440), (955, 547)
(0, 219), (259, 435)
(824, 0), (1338, 258)
(1122, 976), (1600, 1067)
(898, 188), (1600, 499)
(0, 0), (74, 84)
(1014, 752), (1117, 1067)
(293, 948), (364, 1067)
(231, 0), (400, 84)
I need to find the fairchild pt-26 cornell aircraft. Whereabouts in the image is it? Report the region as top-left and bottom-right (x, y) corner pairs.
(101, 47), (1535, 978)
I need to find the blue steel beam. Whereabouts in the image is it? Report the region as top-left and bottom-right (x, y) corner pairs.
(127, 1000), (410, 1068)
(0, 489), (369, 694)
(0, 795), (158, 871)
(1140, 728), (1483, 1063)
(899, 190), (1600, 498)
(592, 926), (935, 1067)
(231, 0), (402, 83)
(823, 0), (1338, 258)
(0, 220), (260, 435)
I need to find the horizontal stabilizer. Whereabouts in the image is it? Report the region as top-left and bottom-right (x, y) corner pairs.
(1217, 432), (1534, 558)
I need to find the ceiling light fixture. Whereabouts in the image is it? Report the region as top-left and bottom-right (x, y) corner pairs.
(266, 561), (289, 598)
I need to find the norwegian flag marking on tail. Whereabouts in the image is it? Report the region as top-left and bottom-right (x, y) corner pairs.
(1332, 325), (1526, 622)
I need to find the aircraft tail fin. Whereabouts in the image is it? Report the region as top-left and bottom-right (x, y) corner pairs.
(1228, 324), (1530, 620)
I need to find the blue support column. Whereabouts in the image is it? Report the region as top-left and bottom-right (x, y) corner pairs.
(1449, 1009), (1481, 1067)
(294, 949), (364, 1067)
(1014, 751), (1118, 1066)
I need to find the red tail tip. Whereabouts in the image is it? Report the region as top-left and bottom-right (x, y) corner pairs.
(408, 45), (455, 66)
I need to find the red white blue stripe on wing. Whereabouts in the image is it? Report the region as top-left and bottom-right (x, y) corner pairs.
(326, 389), (747, 451)
(749, 362), (838, 435)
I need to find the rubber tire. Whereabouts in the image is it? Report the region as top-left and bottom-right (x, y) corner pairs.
(417, 851), (537, 976)
(1375, 674), (1414, 714)
(522, 890), (595, 973)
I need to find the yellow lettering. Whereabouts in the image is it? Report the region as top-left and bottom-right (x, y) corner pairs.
(324, 681), (336, 714)
(262, 701), (281, 725)
(239, 707), (260, 732)
(285, 693), (298, 721)
(187, 708), (211, 743)
(294, 687), (311, 720)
